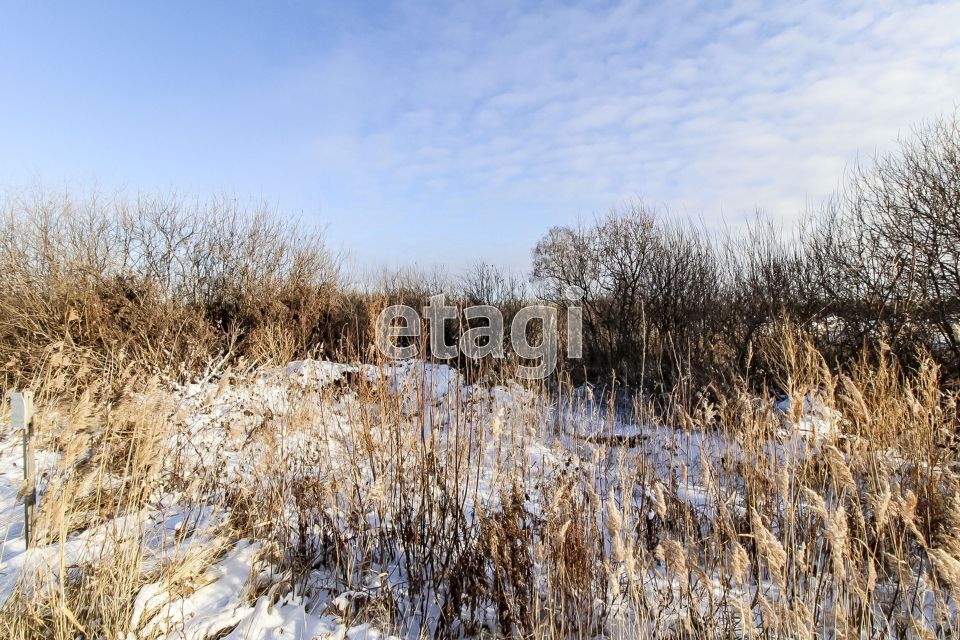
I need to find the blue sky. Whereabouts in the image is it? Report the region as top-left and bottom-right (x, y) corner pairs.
(2, 1), (959, 271)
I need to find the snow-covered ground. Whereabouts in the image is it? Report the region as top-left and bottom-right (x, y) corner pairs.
(0, 358), (953, 638)
(1, 360), (558, 638)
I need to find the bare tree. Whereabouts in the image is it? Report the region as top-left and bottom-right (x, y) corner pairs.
(458, 262), (527, 308)
(807, 112), (960, 372)
(533, 203), (721, 389)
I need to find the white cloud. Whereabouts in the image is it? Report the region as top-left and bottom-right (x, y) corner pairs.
(281, 0), (960, 267)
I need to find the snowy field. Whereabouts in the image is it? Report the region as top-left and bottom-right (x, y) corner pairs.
(1, 358), (957, 638)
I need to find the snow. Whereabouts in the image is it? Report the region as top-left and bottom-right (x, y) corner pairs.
(775, 393), (841, 445)
(127, 540), (391, 640)
(0, 357), (946, 637)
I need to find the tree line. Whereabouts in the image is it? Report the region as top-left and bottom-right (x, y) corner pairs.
(2, 113), (958, 393)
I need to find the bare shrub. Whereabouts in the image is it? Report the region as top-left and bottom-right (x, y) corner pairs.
(0, 190), (339, 384)
(532, 203), (721, 390)
(807, 112), (960, 376)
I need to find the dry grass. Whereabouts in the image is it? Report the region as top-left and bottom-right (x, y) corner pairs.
(0, 190), (340, 389)
(0, 328), (958, 639)
(0, 191), (958, 638)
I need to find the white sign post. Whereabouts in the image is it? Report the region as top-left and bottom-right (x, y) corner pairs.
(10, 391), (35, 548)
